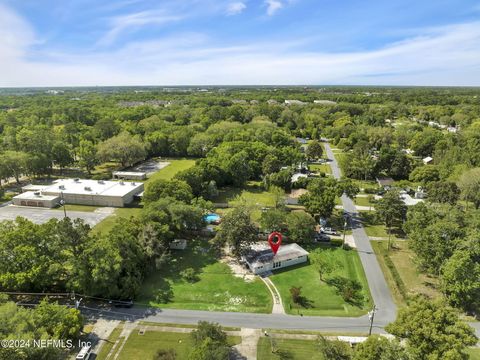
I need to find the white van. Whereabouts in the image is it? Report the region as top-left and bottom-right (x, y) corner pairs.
(76, 345), (92, 360)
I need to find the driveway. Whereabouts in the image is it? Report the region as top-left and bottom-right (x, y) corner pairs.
(0, 205), (111, 226)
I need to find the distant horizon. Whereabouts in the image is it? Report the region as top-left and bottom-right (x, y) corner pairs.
(1, 1), (480, 87)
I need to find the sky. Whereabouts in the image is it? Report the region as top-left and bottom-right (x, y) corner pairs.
(1, 0), (480, 86)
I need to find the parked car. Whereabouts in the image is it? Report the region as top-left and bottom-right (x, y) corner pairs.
(109, 300), (134, 308)
(314, 233), (330, 242)
(320, 227), (337, 235)
(76, 345), (92, 360)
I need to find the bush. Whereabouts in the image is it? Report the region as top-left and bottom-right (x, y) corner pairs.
(180, 267), (199, 283)
(290, 286), (303, 304)
(364, 187), (379, 194)
(153, 349), (176, 360)
(154, 288), (174, 303)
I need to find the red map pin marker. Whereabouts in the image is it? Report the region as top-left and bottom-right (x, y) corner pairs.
(268, 232), (282, 255)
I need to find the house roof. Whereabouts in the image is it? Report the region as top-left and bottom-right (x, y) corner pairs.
(42, 178), (143, 197)
(244, 243), (309, 267)
(376, 176), (394, 186)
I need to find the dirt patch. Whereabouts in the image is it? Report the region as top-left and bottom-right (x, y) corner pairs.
(220, 255), (256, 282)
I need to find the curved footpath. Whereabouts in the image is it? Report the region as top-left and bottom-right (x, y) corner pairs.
(83, 142), (479, 338)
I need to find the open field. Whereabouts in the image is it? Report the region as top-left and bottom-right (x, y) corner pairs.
(467, 348), (480, 360)
(138, 240), (272, 313)
(98, 326), (241, 360)
(91, 206), (142, 234)
(146, 159), (196, 182)
(257, 337), (324, 360)
(371, 240), (441, 304)
(271, 245), (372, 316)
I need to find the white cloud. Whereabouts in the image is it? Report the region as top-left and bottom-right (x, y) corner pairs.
(1, 2), (480, 87)
(98, 10), (184, 46)
(265, 0), (283, 16)
(226, 2), (246, 15)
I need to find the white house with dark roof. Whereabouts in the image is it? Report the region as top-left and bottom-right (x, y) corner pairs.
(242, 243), (309, 274)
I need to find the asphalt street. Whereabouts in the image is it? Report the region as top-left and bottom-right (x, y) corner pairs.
(324, 142), (397, 324)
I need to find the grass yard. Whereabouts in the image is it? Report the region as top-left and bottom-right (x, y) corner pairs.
(92, 206), (142, 234)
(146, 159), (196, 183)
(309, 163), (332, 175)
(359, 211), (405, 240)
(53, 204), (99, 212)
(96, 324), (123, 360)
(257, 337), (325, 360)
(467, 348), (480, 360)
(371, 240), (440, 304)
(271, 245), (372, 316)
(354, 196), (375, 208)
(100, 328), (240, 360)
(138, 240), (272, 313)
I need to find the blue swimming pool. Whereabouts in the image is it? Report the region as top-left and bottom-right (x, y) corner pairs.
(204, 213), (221, 224)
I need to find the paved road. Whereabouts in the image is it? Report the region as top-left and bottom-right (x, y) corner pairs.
(325, 143), (397, 324)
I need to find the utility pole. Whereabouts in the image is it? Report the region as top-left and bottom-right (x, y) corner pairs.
(368, 305), (377, 336)
(342, 214), (348, 249)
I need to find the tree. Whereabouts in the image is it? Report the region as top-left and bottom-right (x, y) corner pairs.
(51, 141), (73, 171)
(300, 177), (337, 218)
(286, 211), (316, 243)
(426, 181), (460, 205)
(213, 206), (258, 257)
(310, 250), (339, 282)
(306, 140), (323, 160)
(77, 139), (97, 174)
(353, 336), (408, 360)
(189, 322), (229, 360)
(375, 190), (407, 250)
(289, 286), (303, 304)
(97, 132), (146, 167)
(261, 154), (282, 175)
(409, 165), (440, 184)
(143, 179), (193, 204)
(259, 208), (286, 233)
(269, 185), (286, 209)
(385, 297), (477, 360)
(317, 336), (353, 360)
(337, 178), (360, 200)
(440, 240), (480, 312)
(458, 168), (480, 209)
(0, 151), (29, 183)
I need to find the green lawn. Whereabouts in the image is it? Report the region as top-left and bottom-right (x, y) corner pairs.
(352, 180), (379, 193)
(467, 348), (480, 360)
(309, 163), (332, 175)
(359, 211), (405, 240)
(92, 206), (143, 234)
(52, 204), (99, 212)
(146, 159), (196, 183)
(96, 324), (123, 360)
(257, 337), (324, 360)
(138, 240), (272, 313)
(354, 196), (375, 207)
(215, 181), (276, 206)
(102, 329), (240, 360)
(371, 241), (440, 303)
(271, 246), (372, 316)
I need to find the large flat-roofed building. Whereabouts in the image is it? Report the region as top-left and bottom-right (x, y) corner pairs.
(14, 179), (144, 208)
(242, 243), (309, 274)
(12, 191), (60, 208)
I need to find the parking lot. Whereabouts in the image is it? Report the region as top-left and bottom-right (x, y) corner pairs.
(0, 204), (113, 226)
(128, 159), (170, 175)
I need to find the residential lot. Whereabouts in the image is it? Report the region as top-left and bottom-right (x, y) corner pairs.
(0, 204), (112, 226)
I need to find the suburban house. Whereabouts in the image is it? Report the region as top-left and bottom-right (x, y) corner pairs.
(13, 178), (144, 208)
(376, 176), (395, 189)
(242, 243), (309, 274)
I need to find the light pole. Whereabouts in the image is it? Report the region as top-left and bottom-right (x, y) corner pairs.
(368, 305), (378, 336)
(60, 191), (67, 218)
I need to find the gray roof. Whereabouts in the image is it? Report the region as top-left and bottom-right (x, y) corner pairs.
(244, 243), (309, 267)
